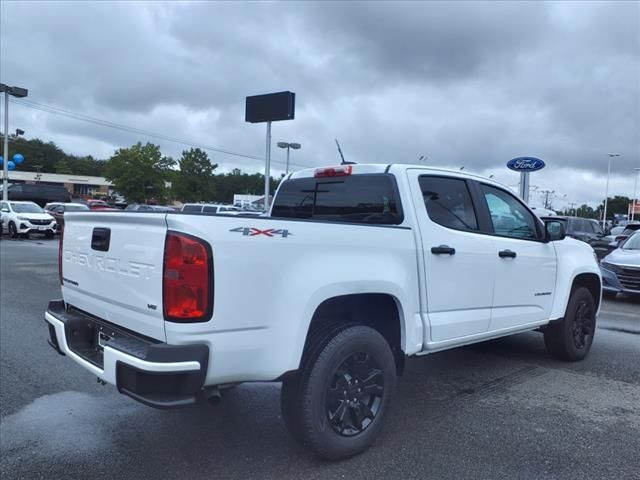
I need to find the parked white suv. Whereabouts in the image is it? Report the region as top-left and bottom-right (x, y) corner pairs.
(1, 200), (57, 238)
(181, 203), (241, 214)
(45, 164), (601, 459)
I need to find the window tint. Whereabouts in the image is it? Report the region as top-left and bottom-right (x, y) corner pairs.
(418, 176), (478, 231)
(481, 185), (539, 239)
(183, 205), (203, 213)
(202, 206), (218, 213)
(272, 174), (403, 224)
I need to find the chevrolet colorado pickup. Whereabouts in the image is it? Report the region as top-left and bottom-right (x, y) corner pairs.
(45, 164), (601, 459)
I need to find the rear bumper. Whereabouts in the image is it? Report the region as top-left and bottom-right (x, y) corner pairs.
(45, 300), (209, 408)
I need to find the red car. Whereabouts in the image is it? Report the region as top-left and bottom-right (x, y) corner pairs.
(86, 200), (119, 211)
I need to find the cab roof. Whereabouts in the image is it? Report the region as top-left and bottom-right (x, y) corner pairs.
(288, 163), (512, 191)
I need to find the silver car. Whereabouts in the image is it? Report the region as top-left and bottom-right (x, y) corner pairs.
(600, 232), (640, 298)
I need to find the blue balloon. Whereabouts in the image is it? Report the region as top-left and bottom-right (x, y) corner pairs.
(13, 153), (24, 164)
(0, 156), (3, 166)
(8, 161), (16, 171)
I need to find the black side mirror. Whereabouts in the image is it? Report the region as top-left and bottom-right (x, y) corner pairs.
(545, 220), (566, 242)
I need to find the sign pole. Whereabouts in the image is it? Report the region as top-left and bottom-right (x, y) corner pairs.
(519, 171), (530, 203)
(264, 121), (272, 212)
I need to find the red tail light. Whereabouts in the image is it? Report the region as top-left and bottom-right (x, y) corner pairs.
(163, 231), (213, 322)
(58, 226), (64, 285)
(314, 165), (352, 178)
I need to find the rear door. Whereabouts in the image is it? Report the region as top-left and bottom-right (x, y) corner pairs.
(61, 212), (168, 341)
(408, 172), (496, 342)
(475, 183), (557, 329)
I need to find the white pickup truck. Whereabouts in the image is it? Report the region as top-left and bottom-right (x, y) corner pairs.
(45, 164), (601, 459)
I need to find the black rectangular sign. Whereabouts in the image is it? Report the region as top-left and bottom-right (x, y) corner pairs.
(245, 91), (295, 123)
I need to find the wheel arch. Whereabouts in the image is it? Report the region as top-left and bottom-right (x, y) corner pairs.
(571, 272), (602, 313)
(298, 293), (406, 376)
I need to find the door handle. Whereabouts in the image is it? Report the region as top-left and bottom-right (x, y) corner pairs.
(431, 245), (456, 255)
(498, 249), (517, 258)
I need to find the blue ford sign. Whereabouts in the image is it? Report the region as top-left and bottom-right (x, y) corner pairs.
(507, 157), (545, 172)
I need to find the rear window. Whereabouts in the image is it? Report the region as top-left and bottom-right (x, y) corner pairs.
(271, 174), (403, 224)
(182, 205), (203, 213)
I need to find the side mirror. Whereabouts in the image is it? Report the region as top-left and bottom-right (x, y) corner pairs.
(545, 220), (566, 242)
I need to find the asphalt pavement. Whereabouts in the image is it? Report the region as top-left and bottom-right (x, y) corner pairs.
(1, 236), (639, 480)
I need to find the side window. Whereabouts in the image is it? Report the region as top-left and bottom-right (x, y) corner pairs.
(56, 206), (64, 213)
(418, 176), (478, 231)
(202, 206), (218, 213)
(481, 184), (539, 240)
(0, 202), (8, 212)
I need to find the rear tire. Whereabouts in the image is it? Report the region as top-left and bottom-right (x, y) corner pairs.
(544, 287), (596, 362)
(281, 325), (397, 460)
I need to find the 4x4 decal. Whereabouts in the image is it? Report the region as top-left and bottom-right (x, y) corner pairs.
(229, 227), (292, 238)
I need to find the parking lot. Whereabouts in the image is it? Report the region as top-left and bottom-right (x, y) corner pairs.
(1, 236), (639, 480)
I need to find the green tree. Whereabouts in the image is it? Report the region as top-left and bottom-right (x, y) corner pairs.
(55, 158), (73, 174)
(173, 148), (218, 202)
(596, 196), (632, 221)
(575, 204), (597, 219)
(103, 142), (175, 203)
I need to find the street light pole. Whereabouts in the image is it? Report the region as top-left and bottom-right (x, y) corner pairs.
(632, 167), (640, 222)
(603, 153), (620, 229)
(1, 83), (29, 202)
(3, 90), (7, 201)
(277, 141), (301, 176)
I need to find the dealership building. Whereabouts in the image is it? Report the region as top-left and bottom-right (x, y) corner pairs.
(2, 170), (114, 197)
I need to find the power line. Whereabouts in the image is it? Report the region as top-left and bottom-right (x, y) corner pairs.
(10, 98), (310, 169)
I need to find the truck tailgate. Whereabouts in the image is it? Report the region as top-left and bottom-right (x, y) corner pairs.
(61, 212), (167, 341)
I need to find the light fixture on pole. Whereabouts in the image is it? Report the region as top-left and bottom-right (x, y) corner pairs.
(277, 141), (301, 175)
(1, 83), (29, 202)
(602, 153), (620, 229)
(632, 167), (640, 222)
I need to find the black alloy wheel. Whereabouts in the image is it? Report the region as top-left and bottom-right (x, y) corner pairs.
(572, 300), (595, 350)
(326, 351), (384, 437)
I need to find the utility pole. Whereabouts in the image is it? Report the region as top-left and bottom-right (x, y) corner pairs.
(539, 189), (555, 210)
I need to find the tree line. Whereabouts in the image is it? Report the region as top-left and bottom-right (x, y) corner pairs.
(2, 137), (280, 205)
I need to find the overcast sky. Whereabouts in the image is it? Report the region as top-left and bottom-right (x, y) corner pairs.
(1, 0), (639, 209)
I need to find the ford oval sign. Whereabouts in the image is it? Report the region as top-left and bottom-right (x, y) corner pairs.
(507, 157), (545, 172)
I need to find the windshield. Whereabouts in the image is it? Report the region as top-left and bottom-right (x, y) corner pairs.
(622, 233), (640, 250)
(66, 205), (90, 212)
(11, 203), (43, 214)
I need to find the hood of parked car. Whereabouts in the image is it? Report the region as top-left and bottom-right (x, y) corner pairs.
(15, 213), (55, 222)
(603, 248), (640, 267)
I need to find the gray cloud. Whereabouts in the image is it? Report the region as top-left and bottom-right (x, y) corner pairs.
(1, 0), (638, 207)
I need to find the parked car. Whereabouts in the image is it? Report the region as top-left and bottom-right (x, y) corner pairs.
(125, 204), (176, 212)
(541, 216), (610, 258)
(612, 222), (640, 247)
(46, 164), (601, 459)
(180, 203), (241, 214)
(3, 183), (71, 207)
(600, 231), (640, 298)
(86, 199), (119, 211)
(0, 200), (57, 238)
(45, 202), (90, 230)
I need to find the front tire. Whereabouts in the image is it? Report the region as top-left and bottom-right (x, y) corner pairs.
(544, 287), (596, 362)
(281, 325), (397, 460)
(8, 221), (18, 238)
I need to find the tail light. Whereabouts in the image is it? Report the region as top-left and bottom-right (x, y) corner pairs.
(163, 231), (213, 322)
(314, 165), (352, 178)
(58, 226), (64, 285)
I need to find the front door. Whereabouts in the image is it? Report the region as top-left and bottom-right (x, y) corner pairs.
(478, 184), (557, 330)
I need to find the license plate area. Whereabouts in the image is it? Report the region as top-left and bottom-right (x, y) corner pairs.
(38, 226), (47, 231)
(97, 329), (114, 350)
